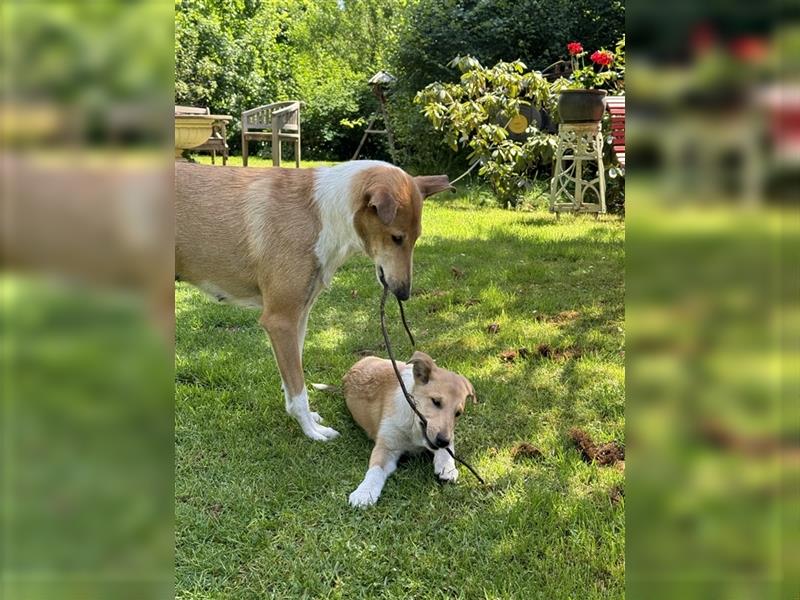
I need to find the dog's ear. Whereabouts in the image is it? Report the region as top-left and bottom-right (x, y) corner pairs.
(460, 375), (478, 404)
(407, 351), (435, 385)
(367, 187), (398, 225)
(414, 175), (454, 199)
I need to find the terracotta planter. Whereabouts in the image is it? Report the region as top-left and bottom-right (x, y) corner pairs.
(558, 89), (607, 123)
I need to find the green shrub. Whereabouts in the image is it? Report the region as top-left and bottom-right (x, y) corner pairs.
(416, 56), (562, 207)
(388, 0), (625, 171)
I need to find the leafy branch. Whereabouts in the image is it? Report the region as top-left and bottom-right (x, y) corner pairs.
(415, 56), (560, 207)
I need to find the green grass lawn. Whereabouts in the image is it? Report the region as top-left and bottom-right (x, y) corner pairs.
(175, 189), (625, 599)
(190, 153), (338, 169)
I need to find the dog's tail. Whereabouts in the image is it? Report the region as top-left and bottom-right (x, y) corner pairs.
(311, 383), (341, 394)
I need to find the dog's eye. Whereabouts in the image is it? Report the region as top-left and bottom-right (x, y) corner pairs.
(455, 410), (462, 418)
(391, 234), (404, 246)
(431, 397), (442, 408)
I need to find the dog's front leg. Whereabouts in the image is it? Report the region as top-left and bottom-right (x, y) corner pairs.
(260, 309), (339, 441)
(349, 444), (400, 507)
(433, 444), (458, 482)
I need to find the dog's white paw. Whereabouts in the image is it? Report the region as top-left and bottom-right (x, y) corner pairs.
(349, 487), (379, 507)
(434, 454), (459, 482)
(302, 421), (340, 441)
(436, 465), (459, 482)
(309, 411), (323, 424)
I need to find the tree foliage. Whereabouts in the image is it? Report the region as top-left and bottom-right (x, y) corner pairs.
(174, 0), (625, 179)
(388, 0), (624, 173)
(175, 0), (410, 158)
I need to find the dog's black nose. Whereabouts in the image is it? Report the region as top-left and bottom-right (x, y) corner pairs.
(393, 285), (410, 301)
(434, 433), (450, 448)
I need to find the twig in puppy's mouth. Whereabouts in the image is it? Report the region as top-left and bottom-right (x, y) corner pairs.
(378, 276), (485, 485)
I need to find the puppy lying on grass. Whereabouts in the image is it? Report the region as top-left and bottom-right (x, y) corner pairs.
(342, 351), (476, 507)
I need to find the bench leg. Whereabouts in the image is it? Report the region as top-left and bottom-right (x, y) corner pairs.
(211, 150), (216, 165)
(242, 133), (248, 167)
(272, 130), (281, 167)
(295, 139), (301, 168)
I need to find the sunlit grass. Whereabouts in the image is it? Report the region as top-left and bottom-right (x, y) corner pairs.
(189, 153), (338, 169)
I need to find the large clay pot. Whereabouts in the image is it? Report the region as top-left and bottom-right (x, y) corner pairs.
(557, 89), (607, 123)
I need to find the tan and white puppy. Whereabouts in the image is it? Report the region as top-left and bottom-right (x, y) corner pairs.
(175, 161), (451, 441)
(343, 351), (476, 507)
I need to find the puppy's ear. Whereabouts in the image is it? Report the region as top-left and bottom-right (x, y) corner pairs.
(460, 375), (478, 404)
(407, 351), (435, 385)
(367, 187), (398, 225)
(414, 175), (454, 199)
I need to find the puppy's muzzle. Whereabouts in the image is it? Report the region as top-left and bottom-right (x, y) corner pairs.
(434, 433), (450, 448)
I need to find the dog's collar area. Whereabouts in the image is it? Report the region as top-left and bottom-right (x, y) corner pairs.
(379, 281), (485, 485)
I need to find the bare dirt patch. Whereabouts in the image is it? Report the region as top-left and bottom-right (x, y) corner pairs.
(537, 343), (582, 360)
(511, 442), (544, 462)
(569, 428), (624, 466)
(500, 347), (530, 362)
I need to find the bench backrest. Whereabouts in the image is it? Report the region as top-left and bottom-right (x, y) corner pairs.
(242, 102), (301, 133)
(606, 95), (625, 166)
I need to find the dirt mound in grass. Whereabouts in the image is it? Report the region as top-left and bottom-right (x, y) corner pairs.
(511, 442), (543, 461)
(569, 428), (624, 466)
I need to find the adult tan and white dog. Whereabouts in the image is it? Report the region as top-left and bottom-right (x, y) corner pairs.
(342, 351), (476, 507)
(175, 161), (452, 441)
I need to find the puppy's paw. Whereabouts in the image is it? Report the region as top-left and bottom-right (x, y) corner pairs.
(436, 465), (459, 483)
(434, 456), (459, 483)
(349, 487), (379, 508)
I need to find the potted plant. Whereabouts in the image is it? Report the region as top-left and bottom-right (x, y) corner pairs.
(557, 41), (619, 123)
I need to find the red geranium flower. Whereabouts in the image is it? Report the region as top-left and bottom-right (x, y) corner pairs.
(567, 42), (583, 56)
(590, 50), (614, 67)
(730, 36), (768, 62)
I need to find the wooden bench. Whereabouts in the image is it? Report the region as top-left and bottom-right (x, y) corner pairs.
(174, 105), (231, 164)
(761, 85), (800, 165)
(241, 101), (302, 167)
(606, 95), (625, 169)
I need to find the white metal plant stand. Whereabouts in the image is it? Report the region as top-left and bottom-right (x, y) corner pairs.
(550, 122), (606, 216)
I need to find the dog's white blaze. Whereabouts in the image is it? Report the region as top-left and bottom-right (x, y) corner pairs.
(391, 367), (430, 447)
(312, 160), (399, 286)
(370, 366), (431, 452)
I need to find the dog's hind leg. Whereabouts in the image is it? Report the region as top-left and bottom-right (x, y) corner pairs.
(260, 309), (339, 441)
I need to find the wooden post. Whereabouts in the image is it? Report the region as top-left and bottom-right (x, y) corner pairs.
(352, 115), (376, 160)
(242, 128), (248, 167)
(272, 128), (281, 167)
(295, 110), (301, 168)
(379, 99), (397, 163)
